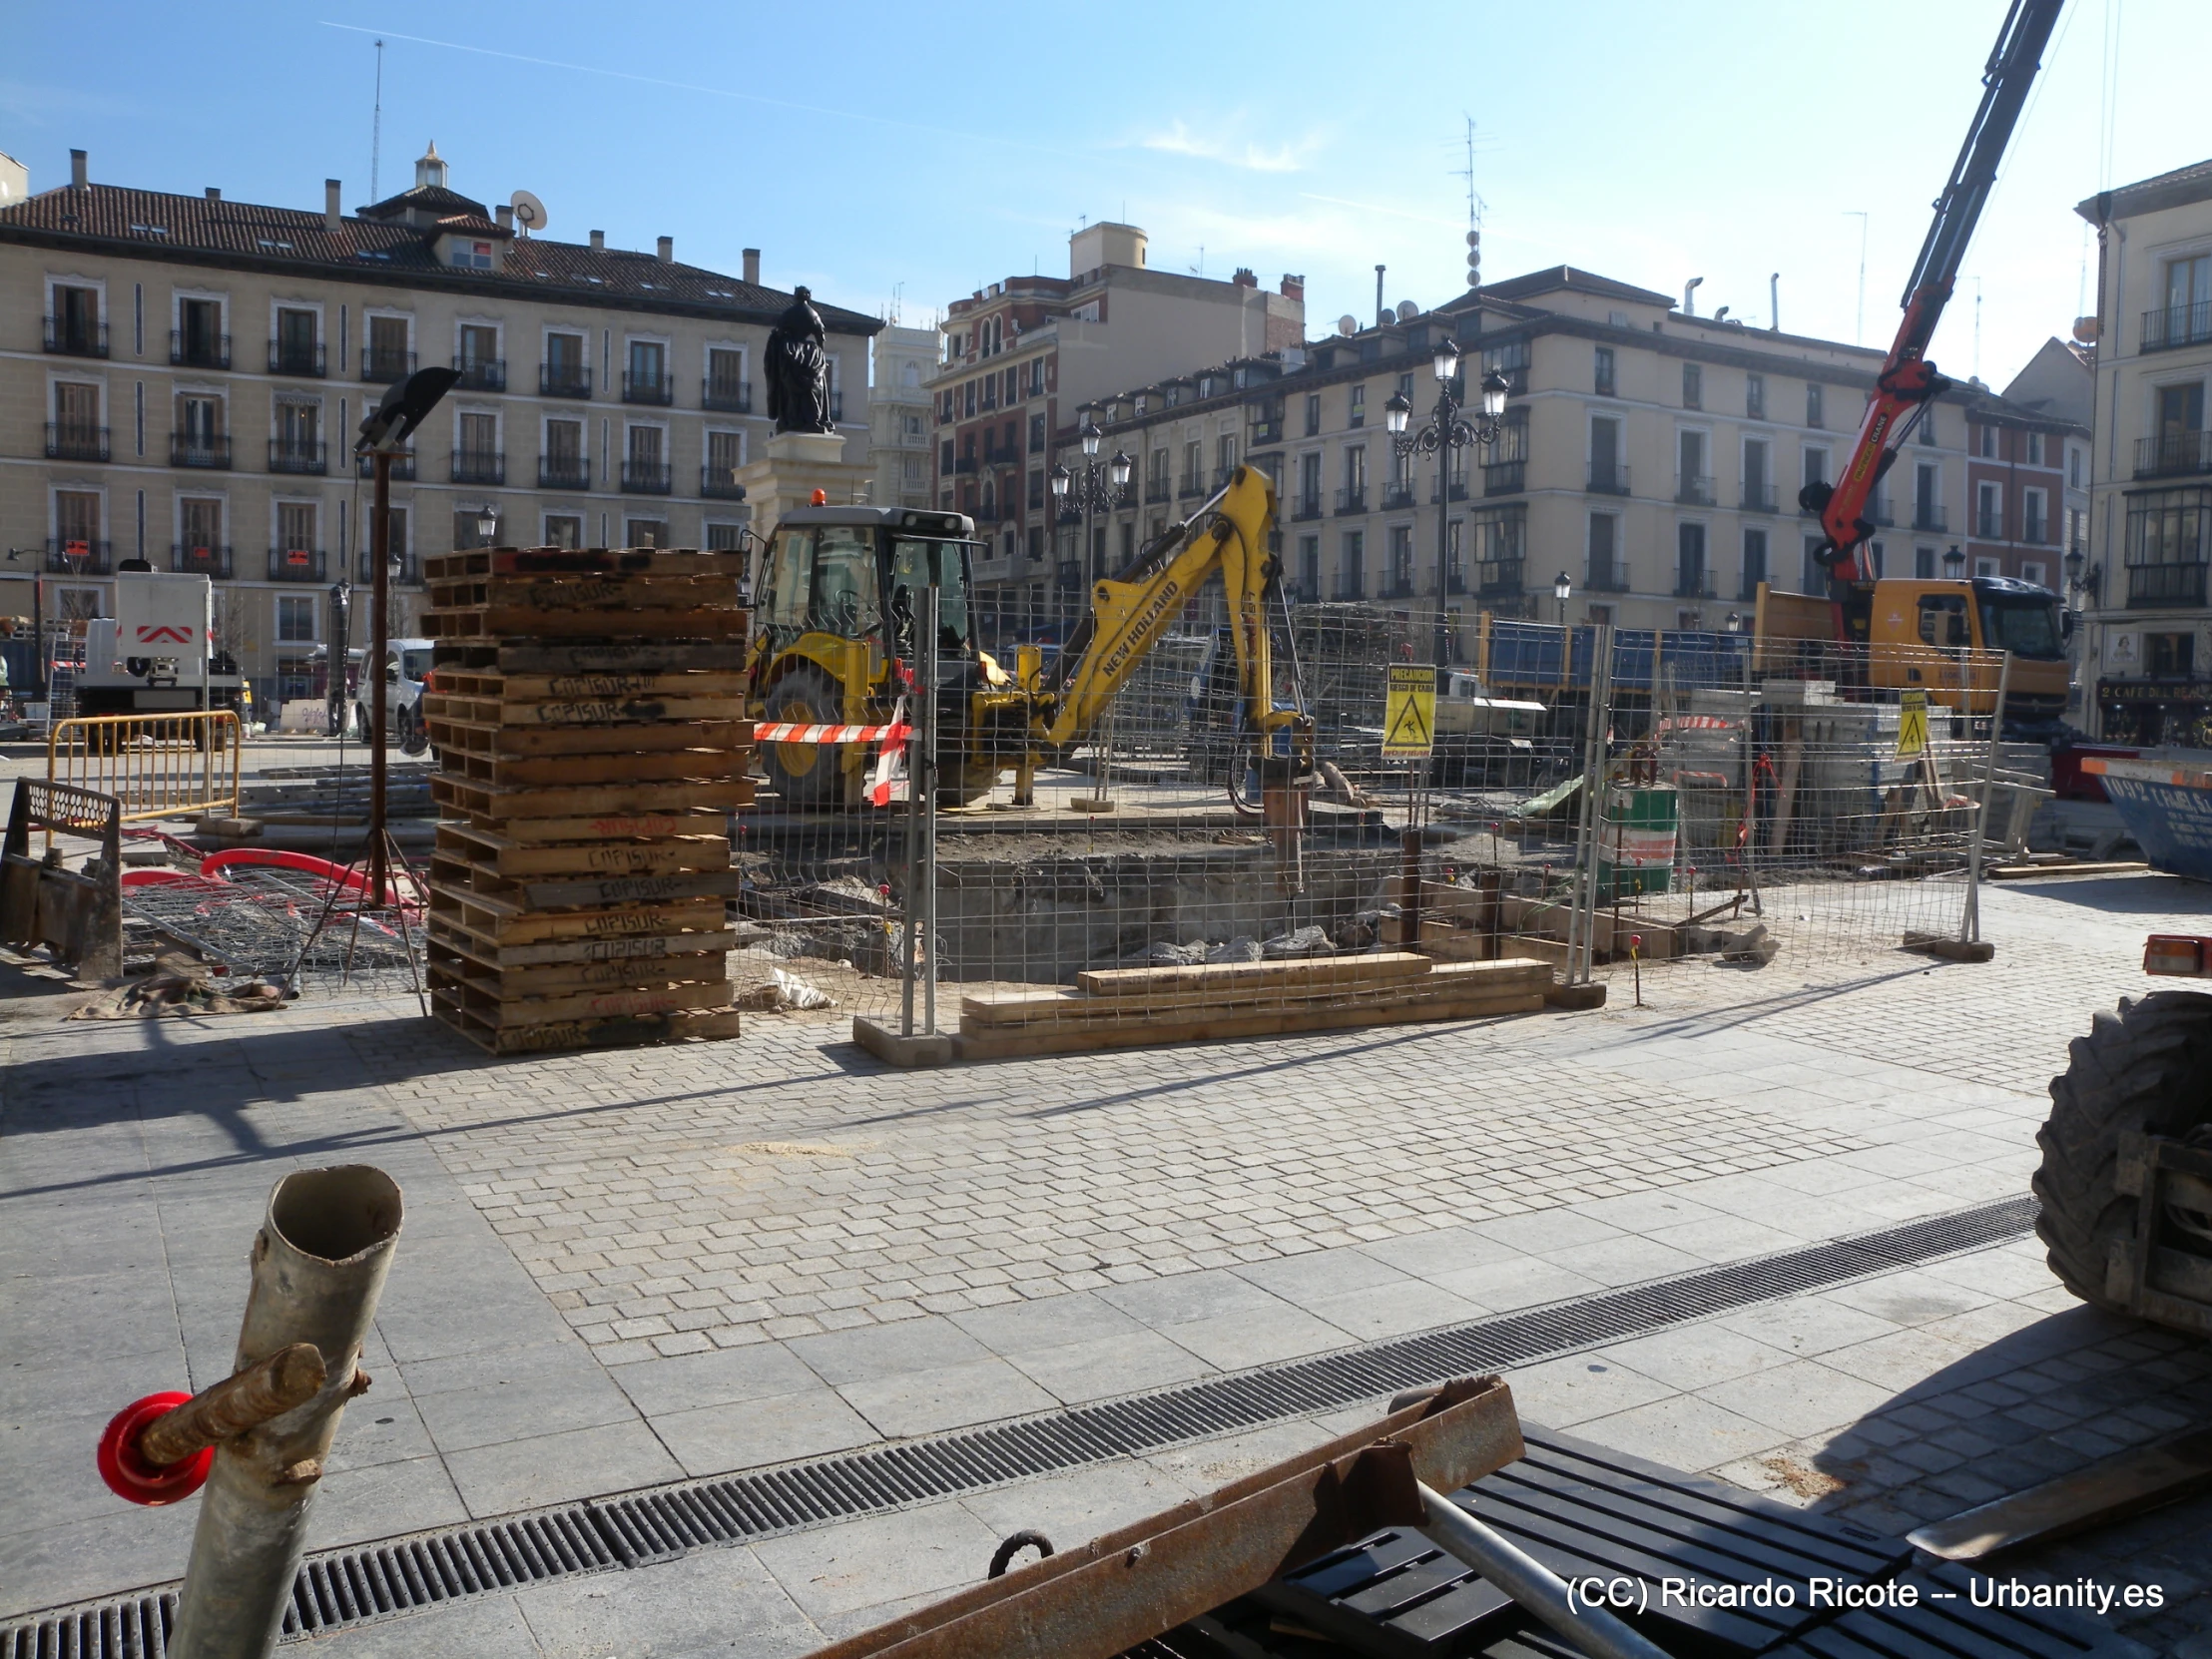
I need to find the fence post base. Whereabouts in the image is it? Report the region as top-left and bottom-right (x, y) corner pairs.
(853, 1015), (957, 1068)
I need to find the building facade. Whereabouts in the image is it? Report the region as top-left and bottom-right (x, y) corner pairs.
(927, 224), (1304, 628)
(867, 323), (935, 511)
(2076, 160), (2212, 743)
(0, 144), (877, 708)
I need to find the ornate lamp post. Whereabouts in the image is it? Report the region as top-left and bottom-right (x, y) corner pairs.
(1553, 570), (1572, 627)
(1384, 342), (1510, 675)
(1942, 543), (1966, 580)
(1049, 413), (1132, 619)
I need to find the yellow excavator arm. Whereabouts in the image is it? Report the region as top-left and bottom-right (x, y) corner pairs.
(1035, 464), (1308, 774)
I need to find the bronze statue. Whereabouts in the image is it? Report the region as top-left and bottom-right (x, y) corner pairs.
(766, 286), (833, 434)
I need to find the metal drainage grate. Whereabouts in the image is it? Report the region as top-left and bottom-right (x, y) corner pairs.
(3, 1195), (2038, 1654)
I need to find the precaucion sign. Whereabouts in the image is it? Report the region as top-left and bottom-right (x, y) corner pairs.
(1896, 689), (1930, 758)
(1382, 664), (1436, 759)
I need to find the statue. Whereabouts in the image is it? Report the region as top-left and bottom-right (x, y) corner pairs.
(766, 286), (833, 434)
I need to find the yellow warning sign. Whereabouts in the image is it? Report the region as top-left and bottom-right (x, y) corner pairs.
(1382, 664), (1436, 760)
(1896, 689), (1930, 757)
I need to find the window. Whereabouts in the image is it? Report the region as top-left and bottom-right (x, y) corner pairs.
(1802, 446), (1829, 491)
(1345, 384), (1369, 427)
(180, 497), (222, 560)
(274, 306), (317, 374)
(1677, 429), (1708, 502)
(1806, 382), (1824, 429)
(277, 501), (316, 557)
(1446, 520), (1464, 592)
(1298, 451), (1322, 511)
(2021, 560), (2047, 587)
(1594, 346), (1615, 397)
(1974, 555), (1999, 577)
(1028, 468), (1043, 509)
(177, 392), (223, 449)
(458, 321), (497, 373)
(1587, 603), (1614, 626)
(2160, 255), (2212, 345)
(1743, 438), (1771, 509)
(2023, 488), (2047, 545)
(1867, 540), (1885, 578)
(1741, 528), (1767, 595)
(2069, 446), (2084, 488)
(628, 424), (664, 467)
(2151, 632), (2197, 678)
(1298, 534), (1320, 597)
(1915, 462), (1940, 527)
(1029, 357), (1046, 397)
(1587, 512), (1622, 589)
(1681, 362), (1702, 409)
(377, 506), (410, 575)
(545, 330), (586, 393)
(1344, 444), (1367, 493)
(707, 430), (744, 485)
(704, 522), (744, 552)
(1916, 546), (1936, 578)
(544, 514), (583, 550)
(2026, 431), (2043, 466)
(626, 518), (670, 549)
(276, 595), (316, 642)
(1217, 433), (1237, 478)
(178, 296), (225, 367)
(1183, 439), (1202, 491)
(1387, 523), (1414, 592)
(1339, 530), (1365, 597)
(1919, 408), (1938, 445)
(365, 313), (409, 378)
(1677, 522), (1708, 596)
(1976, 423), (1997, 459)
(2123, 487), (2212, 606)
(52, 282), (101, 353)
(962, 380), (976, 418)
(1746, 372), (1765, 420)
(1589, 415), (1623, 491)
(1304, 393), (1321, 436)
(458, 410), (496, 462)
(1027, 413), (1045, 452)
(1976, 480), (2002, 539)
(628, 339), (666, 390)
(1801, 535), (1826, 594)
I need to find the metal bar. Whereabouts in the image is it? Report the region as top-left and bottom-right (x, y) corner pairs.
(809, 1377), (1522, 1659)
(169, 1166), (402, 1659)
(1414, 1479), (1672, 1659)
(920, 583), (938, 1037)
(1960, 649), (2009, 945)
(366, 450), (392, 908)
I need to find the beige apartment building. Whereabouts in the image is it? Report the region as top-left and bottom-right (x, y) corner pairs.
(0, 144), (877, 706)
(868, 323), (936, 511)
(1064, 267), (2080, 660)
(2075, 160), (2212, 743)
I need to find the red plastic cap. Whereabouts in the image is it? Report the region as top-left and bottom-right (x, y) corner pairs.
(97, 1393), (212, 1506)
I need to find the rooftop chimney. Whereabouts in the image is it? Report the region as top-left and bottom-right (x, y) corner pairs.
(495, 204), (513, 231)
(1281, 274), (1305, 300)
(589, 229), (605, 252)
(70, 149), (87, 190)
(656, 235), (673, 263)
(743, 248), (760, 285)
(1232, 267), (1257, 288)
(205, 187), (220, 202)
(324, 180), (340, 232)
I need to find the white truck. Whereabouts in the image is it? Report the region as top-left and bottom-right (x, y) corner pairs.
(73, 570), (245, 719)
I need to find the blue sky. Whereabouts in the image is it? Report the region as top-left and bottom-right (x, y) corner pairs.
(8, 1), (2204, 386)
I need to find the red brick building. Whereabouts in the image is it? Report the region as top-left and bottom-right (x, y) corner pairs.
(1960, 391), (2088, 590)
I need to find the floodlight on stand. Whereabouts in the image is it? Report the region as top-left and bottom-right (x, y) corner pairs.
(1049, 464), (1071, 499)
(1079, 416), (1102, 458)
(1108, 449), (1133, 489)
(1480, 371), (1511, 419)
(1384, 391), (1412, 435)
(1432, 340), (1460, 384)
(355, 365), (462, 454)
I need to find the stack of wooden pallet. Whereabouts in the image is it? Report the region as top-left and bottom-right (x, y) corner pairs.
(419, 545), (752, 1055)
(956, 952), (1554, 1060)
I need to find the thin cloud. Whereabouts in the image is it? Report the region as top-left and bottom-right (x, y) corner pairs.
(1139, 120), (1316, 174)
(1300, 193), (1465, 231)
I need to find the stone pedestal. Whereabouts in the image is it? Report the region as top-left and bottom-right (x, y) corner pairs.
(734, 430), (871, 538)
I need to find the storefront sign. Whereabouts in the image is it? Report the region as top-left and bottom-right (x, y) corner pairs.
(2098, 679), (2212, 705)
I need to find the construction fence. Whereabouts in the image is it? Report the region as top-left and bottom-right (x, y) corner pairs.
(730, 601), (2017, 1034)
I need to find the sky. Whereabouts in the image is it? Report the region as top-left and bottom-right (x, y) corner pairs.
(6, 1), (2205, 388)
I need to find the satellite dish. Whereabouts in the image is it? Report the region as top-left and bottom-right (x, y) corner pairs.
(1395, 300), (1418, 322)
(509, 190), (547, 235)
(1337, 314), (1358, 336)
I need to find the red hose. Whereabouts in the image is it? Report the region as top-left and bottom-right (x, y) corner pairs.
(120, 868), (197, 888)
(198, 848), (424, 907)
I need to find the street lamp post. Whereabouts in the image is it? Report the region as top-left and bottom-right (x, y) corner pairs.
(1049, 413), (1132, 626)
(1554, 570), (1571, 627)
(1386, 342), (1510, 677)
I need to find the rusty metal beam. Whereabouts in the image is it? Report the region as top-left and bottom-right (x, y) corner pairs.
(808, 1376), (1522, 1659)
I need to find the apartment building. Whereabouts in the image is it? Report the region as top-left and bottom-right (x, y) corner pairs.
(0, 144), (878, 705)
(2076, 160), (2212, 743)
(1959, 393), (2088, 590)
(868, 322), (935, 511)
(929, 223), (1304, 620)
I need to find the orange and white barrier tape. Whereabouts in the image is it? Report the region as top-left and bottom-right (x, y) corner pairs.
(755, 719), (911, 745)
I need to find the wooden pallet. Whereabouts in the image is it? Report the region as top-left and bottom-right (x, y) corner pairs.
(426, 572), (743, 614)
(428, 937), (728, 999)
(428, 915), (737, 968)
(426, 715), (752, 762)
(422, 547), (749, 582)
(431, 775), (752, 822)
(435, 822), (732, 877)
(436, 640), (745, 676)
(426, 882), (726, 945)
(430, 991), (743, 1055)
(426, 691), (746, 728)
(431, 744), (746, 789)
(423, 605), (749, 641)
(430, 964), (732, 1025)
(431, 669), (751, 700)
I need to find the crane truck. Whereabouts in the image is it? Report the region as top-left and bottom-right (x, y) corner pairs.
(743, 465), (1314, 811)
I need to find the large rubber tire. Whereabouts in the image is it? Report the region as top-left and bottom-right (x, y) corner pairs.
(760, 666), (848, 810)
(2032, 989), (2212, 1314)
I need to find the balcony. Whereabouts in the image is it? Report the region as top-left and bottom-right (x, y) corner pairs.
(268, 439), (328, 475)
(1335, 485), (1368, 515)
(355, 450), (415, 481)
(43, 315), (108, 358)
(1674, 571), (1718, 600)
(1250, 417), (1284, 445)
(44, 423), (110, 462)
(46, 539), (113, 574)
(1382, 483), (1417, 510)
(621, 461), (673, 494)
(361, 347), (415, 384)
(2135, 431), (2212, 478)
(1974, 512), (2004, 540)
(1381, 575), (1419, 600)
(171, 434), (233, 470)
(1675, 472), (1716, 506)
(1740, 482), (1777, 512)
(451, 449), (505, 486)
(1586, 461), (1631, 495)
(1292, 493), (1324, 521)
(1333, 578), (1367, 601)
(1585, 561), (1630, 594)
(171, 330), (231, 370)
(2142, 301), (2212, 352)
(2128, 562), (2209, 608)
(622, 370), (675, 406)
(1430, 479), (1469, 504)
(540, 363), (592, 399)
(171, 544), (234, 579)
(267, 547), (328, 583)
(538, 455), (590, 490)
(1180, 475), (1206, 499)
(953, 455), (978, 474)
(1484, 460), (1526, 497)
(1867, 500), (1895, 527)
(703, 375), (752, 413)
(702, 465), (748, 499)
(1913, 504), (1947, 532)
(1144, 479), (1171, 504)
(358, 549), (420, 586)
(268, 339), (326, 377)
(1477, 559), (1525, 599)
(983, 443), (1019, 466)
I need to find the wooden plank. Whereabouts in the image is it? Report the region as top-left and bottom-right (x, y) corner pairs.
(468, 671), (751, 700)
(489, 640), (742, 675)
(425, 716), (751, 760)
(439, 747), (746, 788)
(428, 574), (742, 612)
(425, 605), (749, 640)
(969, 960), (1553, 1029)
(519, 869), (744, 910)
(426, 884), (725, 943)
(428, 918), (738, 968)
(496, 695), (747, 727)
(430, 995), (743, 1055)
(421, 547), (750, 581)
(1076, 951), (1434, 997)
(434, 826), (730, 878)
(431, 775), (750, 820)
(452, 975), (735, 1026)
(1988, 860), (2149, 880)
(1909, 1426), (2212, 1561)
(955, 990), (1545, 1060)
(498, 811), (731, 845)
(430, 938), (729, 998)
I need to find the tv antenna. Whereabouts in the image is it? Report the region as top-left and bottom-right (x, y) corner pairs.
(370, 39), (384, 200)
(509, 190), (546, 236)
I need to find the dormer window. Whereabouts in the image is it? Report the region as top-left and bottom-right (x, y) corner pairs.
(448, 238), (493, 271)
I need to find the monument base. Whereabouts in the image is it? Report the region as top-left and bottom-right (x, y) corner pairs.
(735, 430), (870, 541)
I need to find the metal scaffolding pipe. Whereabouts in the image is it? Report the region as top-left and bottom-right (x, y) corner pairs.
(170, 1165), (402, 1659)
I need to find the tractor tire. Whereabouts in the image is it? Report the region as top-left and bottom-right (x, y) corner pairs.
(761, 666), (849, 810)
(2032, 990), (2212, 1315)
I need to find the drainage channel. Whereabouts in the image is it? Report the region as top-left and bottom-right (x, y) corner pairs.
(2, 1194), (2038, 1657)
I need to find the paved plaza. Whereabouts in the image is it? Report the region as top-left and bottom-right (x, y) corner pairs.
(4, 842), (2211, 1654)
